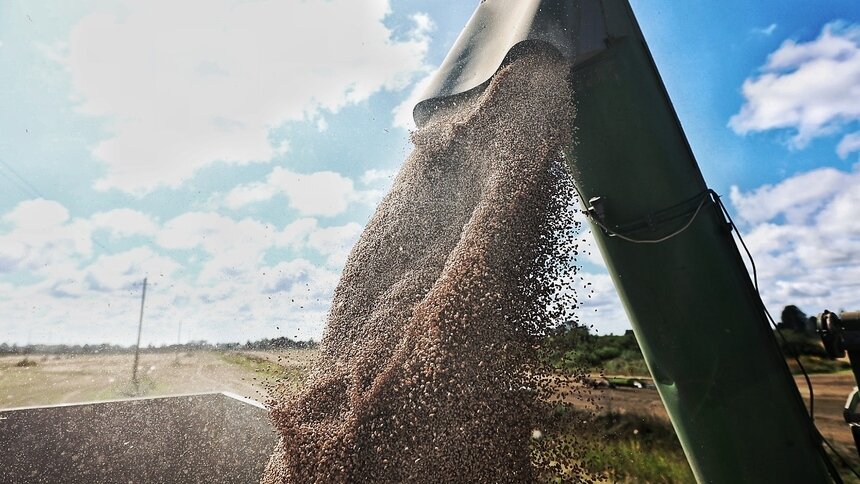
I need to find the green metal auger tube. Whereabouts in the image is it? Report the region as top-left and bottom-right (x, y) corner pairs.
(412, 0), (835, 482)
(566, 2), (833, 482)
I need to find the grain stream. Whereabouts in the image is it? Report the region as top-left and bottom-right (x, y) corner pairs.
(264, 47), (592, 483)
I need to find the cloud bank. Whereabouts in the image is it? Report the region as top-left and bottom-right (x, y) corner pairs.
(730, 22), (860, 152)
(0, 197), (364, 345)
(62, 0), (432, 195)
(731, 164), (860, 314)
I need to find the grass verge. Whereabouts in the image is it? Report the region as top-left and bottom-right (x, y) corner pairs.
(220, 352), (308, 381)
(786, 355), (851, 374)
(534, 406), (694, 483)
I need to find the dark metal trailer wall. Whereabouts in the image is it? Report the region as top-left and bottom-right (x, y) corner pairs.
(0, 392), (277, 483)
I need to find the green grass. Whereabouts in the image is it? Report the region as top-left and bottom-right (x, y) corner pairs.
(14, 357), (38, 368)
(600, 358), (651, 377)
(0, 359), (149, 406)
(219, 352), (308, 381)
(0, 351), (317, 409)
(578, 435), (693, 483)
(534, 406), (694, 483)
(546, 326), (849, 378)
(786, 355), (851, 374)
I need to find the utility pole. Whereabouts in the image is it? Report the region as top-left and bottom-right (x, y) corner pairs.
(174, 320), (182, 365)
(131, 277), (147, 391)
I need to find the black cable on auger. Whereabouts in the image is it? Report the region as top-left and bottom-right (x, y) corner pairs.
(573, 182), (859, 482)
(711, 190), (859, 483)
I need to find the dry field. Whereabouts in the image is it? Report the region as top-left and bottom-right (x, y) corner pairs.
(0, 350), (313, 410)
(2, 350), (855, 463)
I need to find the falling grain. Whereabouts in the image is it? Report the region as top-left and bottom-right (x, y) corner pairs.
(263, 46), (592, 483)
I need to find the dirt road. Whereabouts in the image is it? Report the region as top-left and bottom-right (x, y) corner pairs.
(563, 372), (858, 457)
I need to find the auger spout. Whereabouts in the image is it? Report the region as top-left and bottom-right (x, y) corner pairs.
(415, 1), (834, 482)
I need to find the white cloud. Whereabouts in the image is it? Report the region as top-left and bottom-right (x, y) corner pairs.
(276, 218), (362, 267)
(155, 210), (363, 284)
(818, 182), (860, 233)
(223, 182), (277, 209)
(90, 208), (158, 237)
(61, 0), (432, 195)
(729, 166), (850, 224)
(389, 12), (436, 130)
(0, 199), (92, 273)
(837, 131), (860, 159)
(4, 198), (69, 229)
(279, 218), (321, 250)
(85, 247), (179, 292)
(157, 212), (273, 252)
(558, 209), (629, 334)
(274, 140), (291, 156)
(0, 251), (340, 345)
(260, 259), (339, 297)
(729, 22), (860, 149)
(392, 68), (437, 130)
(753, 24), (778, 36)
(269, 168), (356, 217)
(410, 13), (434, 39)
(157, 212), (277, 281)
(225, 166), (380, 217)
(0, 200), (367, 343)
(731, 164), (860, 314)
(767, 24), (860, 71)
(306, 223), (363, 267)
(361, 167), (398, 185)
(577, 272), (629, 335)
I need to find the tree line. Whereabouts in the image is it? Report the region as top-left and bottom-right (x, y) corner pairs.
(546, 304), (841, 376)
(0, 336), (317, 356)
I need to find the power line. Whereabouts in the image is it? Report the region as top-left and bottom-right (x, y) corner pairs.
(0, 157), (47, 199)
(0, 162), (39, 199)
(0, 156), (114, 255)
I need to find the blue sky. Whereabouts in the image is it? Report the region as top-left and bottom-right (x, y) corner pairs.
(0, 0), (858, 345)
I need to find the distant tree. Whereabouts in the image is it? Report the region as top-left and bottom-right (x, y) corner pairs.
(781, 305), (808, 333)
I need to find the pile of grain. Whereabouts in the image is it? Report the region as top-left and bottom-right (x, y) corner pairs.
(264, 47), (586, 483)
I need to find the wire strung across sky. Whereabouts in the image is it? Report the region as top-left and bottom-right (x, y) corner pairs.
(0, 156), (115, 256)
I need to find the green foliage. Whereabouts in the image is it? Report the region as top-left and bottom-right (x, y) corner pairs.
(781, 305), (811, 333)
(776, 329), (828, 357)
(547, 322), (846, 378)
(545, 326), (648, 376)
(15, 358), (37, 368)
(579, 440), (694, 483)
(220, 352), (308, 382)
(535, 406), (694, 483)
(774, 329), (852, 373)
(594, 345), (622, 361)
(786, 355), (851, 374)
(601, 356), (651, 377)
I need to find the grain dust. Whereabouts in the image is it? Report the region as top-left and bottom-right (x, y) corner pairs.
(263, 46), (591, 483)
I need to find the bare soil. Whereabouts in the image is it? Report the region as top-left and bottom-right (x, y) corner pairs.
(562, 371), (858, 456)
